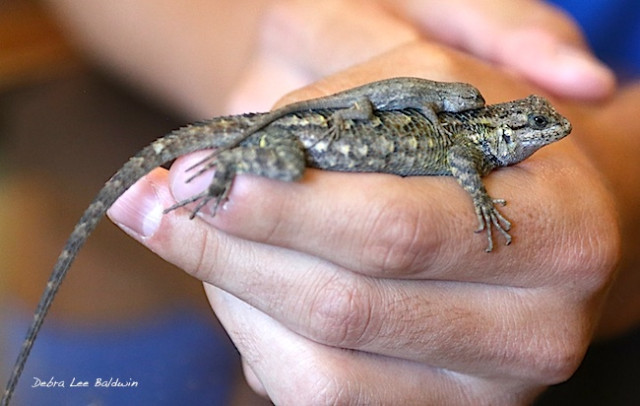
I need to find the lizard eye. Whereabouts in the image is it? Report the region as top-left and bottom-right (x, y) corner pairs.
(529, 114), (549, 129)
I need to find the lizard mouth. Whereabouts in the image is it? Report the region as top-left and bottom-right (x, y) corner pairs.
(563, 118), (573, 135)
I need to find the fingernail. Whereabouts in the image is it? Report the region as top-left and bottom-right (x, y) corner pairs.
(107, 179), (164, 238)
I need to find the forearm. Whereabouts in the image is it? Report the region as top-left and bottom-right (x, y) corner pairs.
(43, 0), (272, 117)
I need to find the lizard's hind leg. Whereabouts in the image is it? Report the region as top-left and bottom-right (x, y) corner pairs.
(165, 138), (306, 218)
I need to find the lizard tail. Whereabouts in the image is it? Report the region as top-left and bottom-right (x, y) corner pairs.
(0, 122), (229, 405)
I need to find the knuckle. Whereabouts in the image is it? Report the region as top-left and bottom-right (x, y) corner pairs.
(502, 303), (592, 384)
(552, 169), (621, 291)
(577, 201), (620, 283)
(566, 227), (620, 292)
(358, 196), (437, 275)
(524, 328), (588, 384)
(529, 157), (621, 290)
(307, 276), (378, 347)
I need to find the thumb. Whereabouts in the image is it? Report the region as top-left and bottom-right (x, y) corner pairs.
(384, 0), (616, 100)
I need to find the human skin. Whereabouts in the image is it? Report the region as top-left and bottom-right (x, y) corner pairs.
(44, 0), (637, 403)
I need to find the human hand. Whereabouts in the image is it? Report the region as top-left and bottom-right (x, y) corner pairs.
(107, 42), (619, 403)
(379, 0), (616, 100)
(45, 0), (614, 115)
(228, 0), (615, 115)
(562, 84), (640, 338)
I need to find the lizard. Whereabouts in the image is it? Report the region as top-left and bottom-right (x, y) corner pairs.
(0, 86), (571, 405)
(189, 77), (486, 171)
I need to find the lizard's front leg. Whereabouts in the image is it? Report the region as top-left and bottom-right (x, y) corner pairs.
(166, 136), (306, 218)
(447, 145), (512, 252)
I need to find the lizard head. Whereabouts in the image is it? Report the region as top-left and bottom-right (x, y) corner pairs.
(481, 95), (572, 166)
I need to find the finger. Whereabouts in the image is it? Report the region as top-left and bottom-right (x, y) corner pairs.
(205, 265), (590, 384)
(206, 285), (545, 404)
(383, 0), (616, 99)
(241, 358), (268, 398)
(108, 177), (592, 381)
(167, 136), (615, 289)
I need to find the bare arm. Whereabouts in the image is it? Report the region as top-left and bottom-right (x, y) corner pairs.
(43, 0), (272, 117)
